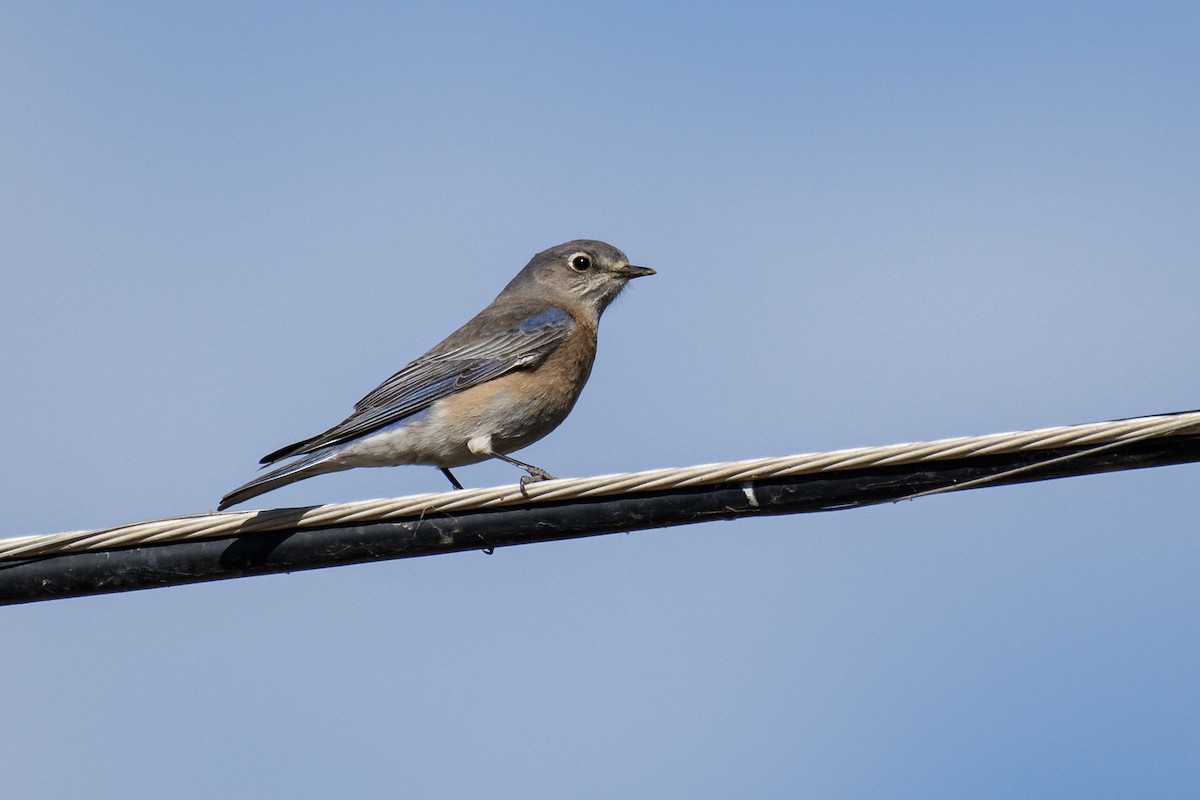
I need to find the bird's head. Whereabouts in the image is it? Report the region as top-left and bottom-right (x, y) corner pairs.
(504, 240), (655, 317)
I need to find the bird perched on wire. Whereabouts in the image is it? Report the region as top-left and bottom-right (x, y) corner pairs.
(219, 239), (654, 510)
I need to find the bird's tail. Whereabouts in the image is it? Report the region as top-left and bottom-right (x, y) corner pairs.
(218, 449), (344, 510)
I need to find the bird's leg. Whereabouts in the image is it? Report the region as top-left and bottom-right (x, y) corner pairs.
(467, 434), (556, 487)
(440, 467), (464, 490)
(491, 452), (557, 484)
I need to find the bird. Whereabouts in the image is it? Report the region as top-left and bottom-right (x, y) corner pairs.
(218, 239), (654, 510)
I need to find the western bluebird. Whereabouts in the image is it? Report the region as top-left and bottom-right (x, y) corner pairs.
(218, 239), (654, 510)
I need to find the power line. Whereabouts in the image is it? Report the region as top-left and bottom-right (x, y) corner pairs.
(3, 409), (1199, 605)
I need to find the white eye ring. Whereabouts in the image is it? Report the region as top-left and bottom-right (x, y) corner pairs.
(569, 253), (593, 272)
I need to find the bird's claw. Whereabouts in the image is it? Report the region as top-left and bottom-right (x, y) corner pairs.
(521, 468), (555, 485)
(518, 470), (554, 498)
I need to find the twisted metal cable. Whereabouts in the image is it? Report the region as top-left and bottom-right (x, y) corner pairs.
(3, 410), (1198, 561)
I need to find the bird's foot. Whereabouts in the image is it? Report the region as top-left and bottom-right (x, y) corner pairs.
(521, 466), (556, 484)
(518, 469), (555, 498)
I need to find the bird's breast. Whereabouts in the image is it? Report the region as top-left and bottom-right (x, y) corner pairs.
(441, 319), (599, 452)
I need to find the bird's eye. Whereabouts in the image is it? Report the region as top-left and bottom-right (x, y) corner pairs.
(569, 254), (593, 272)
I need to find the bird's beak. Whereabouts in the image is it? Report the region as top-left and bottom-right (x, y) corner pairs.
(620, 264), (656, 278)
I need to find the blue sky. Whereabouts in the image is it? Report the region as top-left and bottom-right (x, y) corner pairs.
(3, 2), (1199, 797)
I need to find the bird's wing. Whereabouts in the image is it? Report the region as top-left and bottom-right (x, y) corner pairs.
(260, 306), (575, 463)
